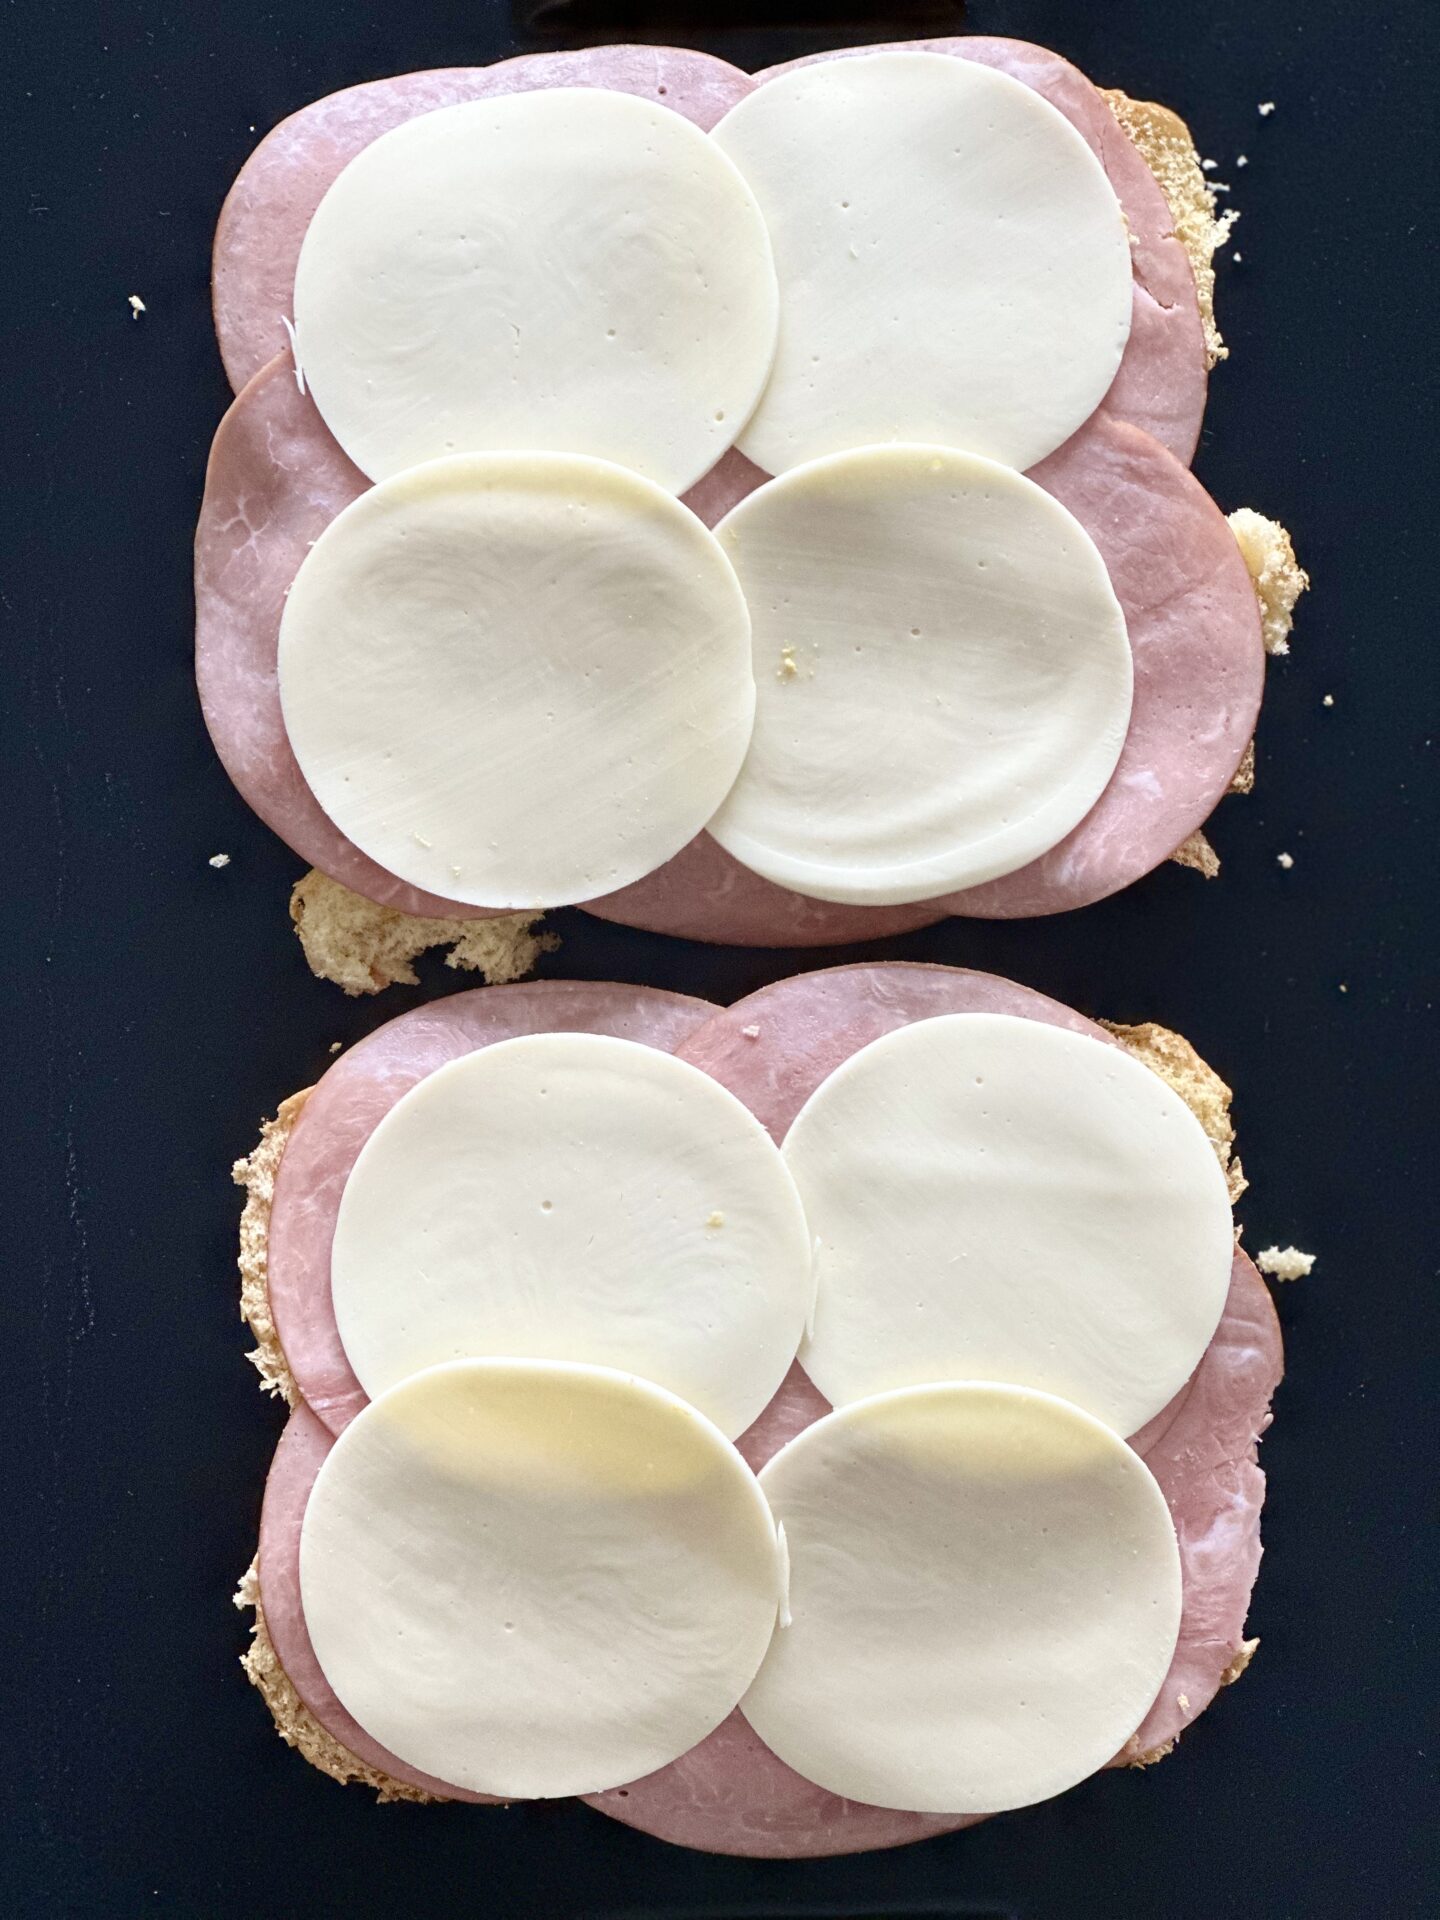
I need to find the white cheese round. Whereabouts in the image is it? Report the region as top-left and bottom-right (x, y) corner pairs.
(783, 1014), (1234, 1434)
(331, 1032), (814, 1439)
(300, 1359), (782, 1798)
(277, 452), (755, 909)
(294, 88), (779, 493)
(712, 52), (1133, 475)
(705, 445), (1131, 905)
(742, 1382), (1182, 1813)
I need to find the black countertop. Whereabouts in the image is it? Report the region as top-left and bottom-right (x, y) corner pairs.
(8, 2), (1437, 1914)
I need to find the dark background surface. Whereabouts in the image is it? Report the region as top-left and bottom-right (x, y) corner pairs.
(7, 1), (1437, 1915)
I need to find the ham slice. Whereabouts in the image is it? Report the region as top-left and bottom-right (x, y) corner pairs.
(213, 48), (757, 394)
(265, 981), (714, 1435)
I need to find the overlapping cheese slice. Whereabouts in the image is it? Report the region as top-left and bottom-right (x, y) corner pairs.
(294, 88), (780, 493)
(299, 1359), (782, 1798)
(277, 452), (755, 909)
(782, 1013), (1235, 1434)
(707, 445), (1133, 904)
(742, 1382), (1183, 1812)
(330, 1032), (813, 1439)
(712, 51), (1134, 475)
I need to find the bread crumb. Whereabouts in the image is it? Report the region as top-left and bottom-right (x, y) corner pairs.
(236, 1557), (440, 1801)
(1103, 1021), (1246, 1203)
(1233, 251), (1243, 263)
(778, 646), (799, 680)
(1227, 508), (1309, 655)
(1125, 1737), (1176, 1769)
(1229, 740), (1256, 796)
(1169, 829), (1221, 879)
(1277, 851), (1294, 869)
(1323, 693), (1335, 707)
(706, 1211), (725, 1229)
(208, 852), (231, 869)
(1256, 1245), (1315, 1281)
(128, 293), (146, 319)
(1258, 101), (1275, 116)
(1104, 91), (1236, 366)
(232, 1093), (312, 1404)
(328, 1041), (342, 1054)
(741, 1024), (761, 1040)
(1339, 983), (1348, 994)
(1177, 1692), (1191, 1713)
(290, 869), (558, 997)
(1236, 154), (1249, 167)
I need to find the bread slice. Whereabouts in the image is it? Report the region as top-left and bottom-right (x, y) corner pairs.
(233, 1009), (1249, 1795)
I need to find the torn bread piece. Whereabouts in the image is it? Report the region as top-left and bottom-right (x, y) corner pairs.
(1228, 510), (1310, 656)
(290, 869), (558, 996)
(1103, 1019), (1246, 1203)
(1103, 89), (1236, 368)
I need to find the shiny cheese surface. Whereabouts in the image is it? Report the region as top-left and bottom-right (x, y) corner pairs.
(299, 1359), (782, 1798)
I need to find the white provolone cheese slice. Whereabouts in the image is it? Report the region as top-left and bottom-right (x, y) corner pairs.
(712, 52), (1133, 475)
(783, 1014), (1233, 1434)
(331, 1033), (813, 1439)
(300, 1359), (782, 1798)
(706, 445), (1131, 905)
(294, 88), (779, 493)
(742, 1382), (1182, 1813)
(277, 452), (755, 909)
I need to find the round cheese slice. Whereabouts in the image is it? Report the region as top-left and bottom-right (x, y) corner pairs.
(277, 452), (755, 910)
(705, 445), (1132, 905)
(742, 1382), (1182, 1813)
(293, 88), (779, 493)
(330, 1032), (814, 1439)
(711, 52), (1133, 476)
(300, 1359), (782, 1798)
(783, 1013), (1234, 1434)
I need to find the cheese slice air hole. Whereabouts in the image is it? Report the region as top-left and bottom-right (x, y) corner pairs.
(712, 51), (1133, 476)
(330, 1032), (814, 1439)
(299, 1359), (783, 1799)
(294, 88), (779, 493)
(276, 451), (755, 909)
(782, 1013), (1234, 1434)
(707, 445), (1133, 904)
(741, 1382), (1183, 1814)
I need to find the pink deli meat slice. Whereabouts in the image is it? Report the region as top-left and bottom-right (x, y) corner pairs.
(586, 416), (1261, 941)
(195, 354), (498, 917)
(213, 47), (756, 393)
(265, 981), (714, 1436)
(257, 1401), (499, 1803)
(758, 35), (1209, 465)
(676, 960), (1110, 1139)
(582, 965), (1279, 1856)
(942, 417), (1263, 918)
